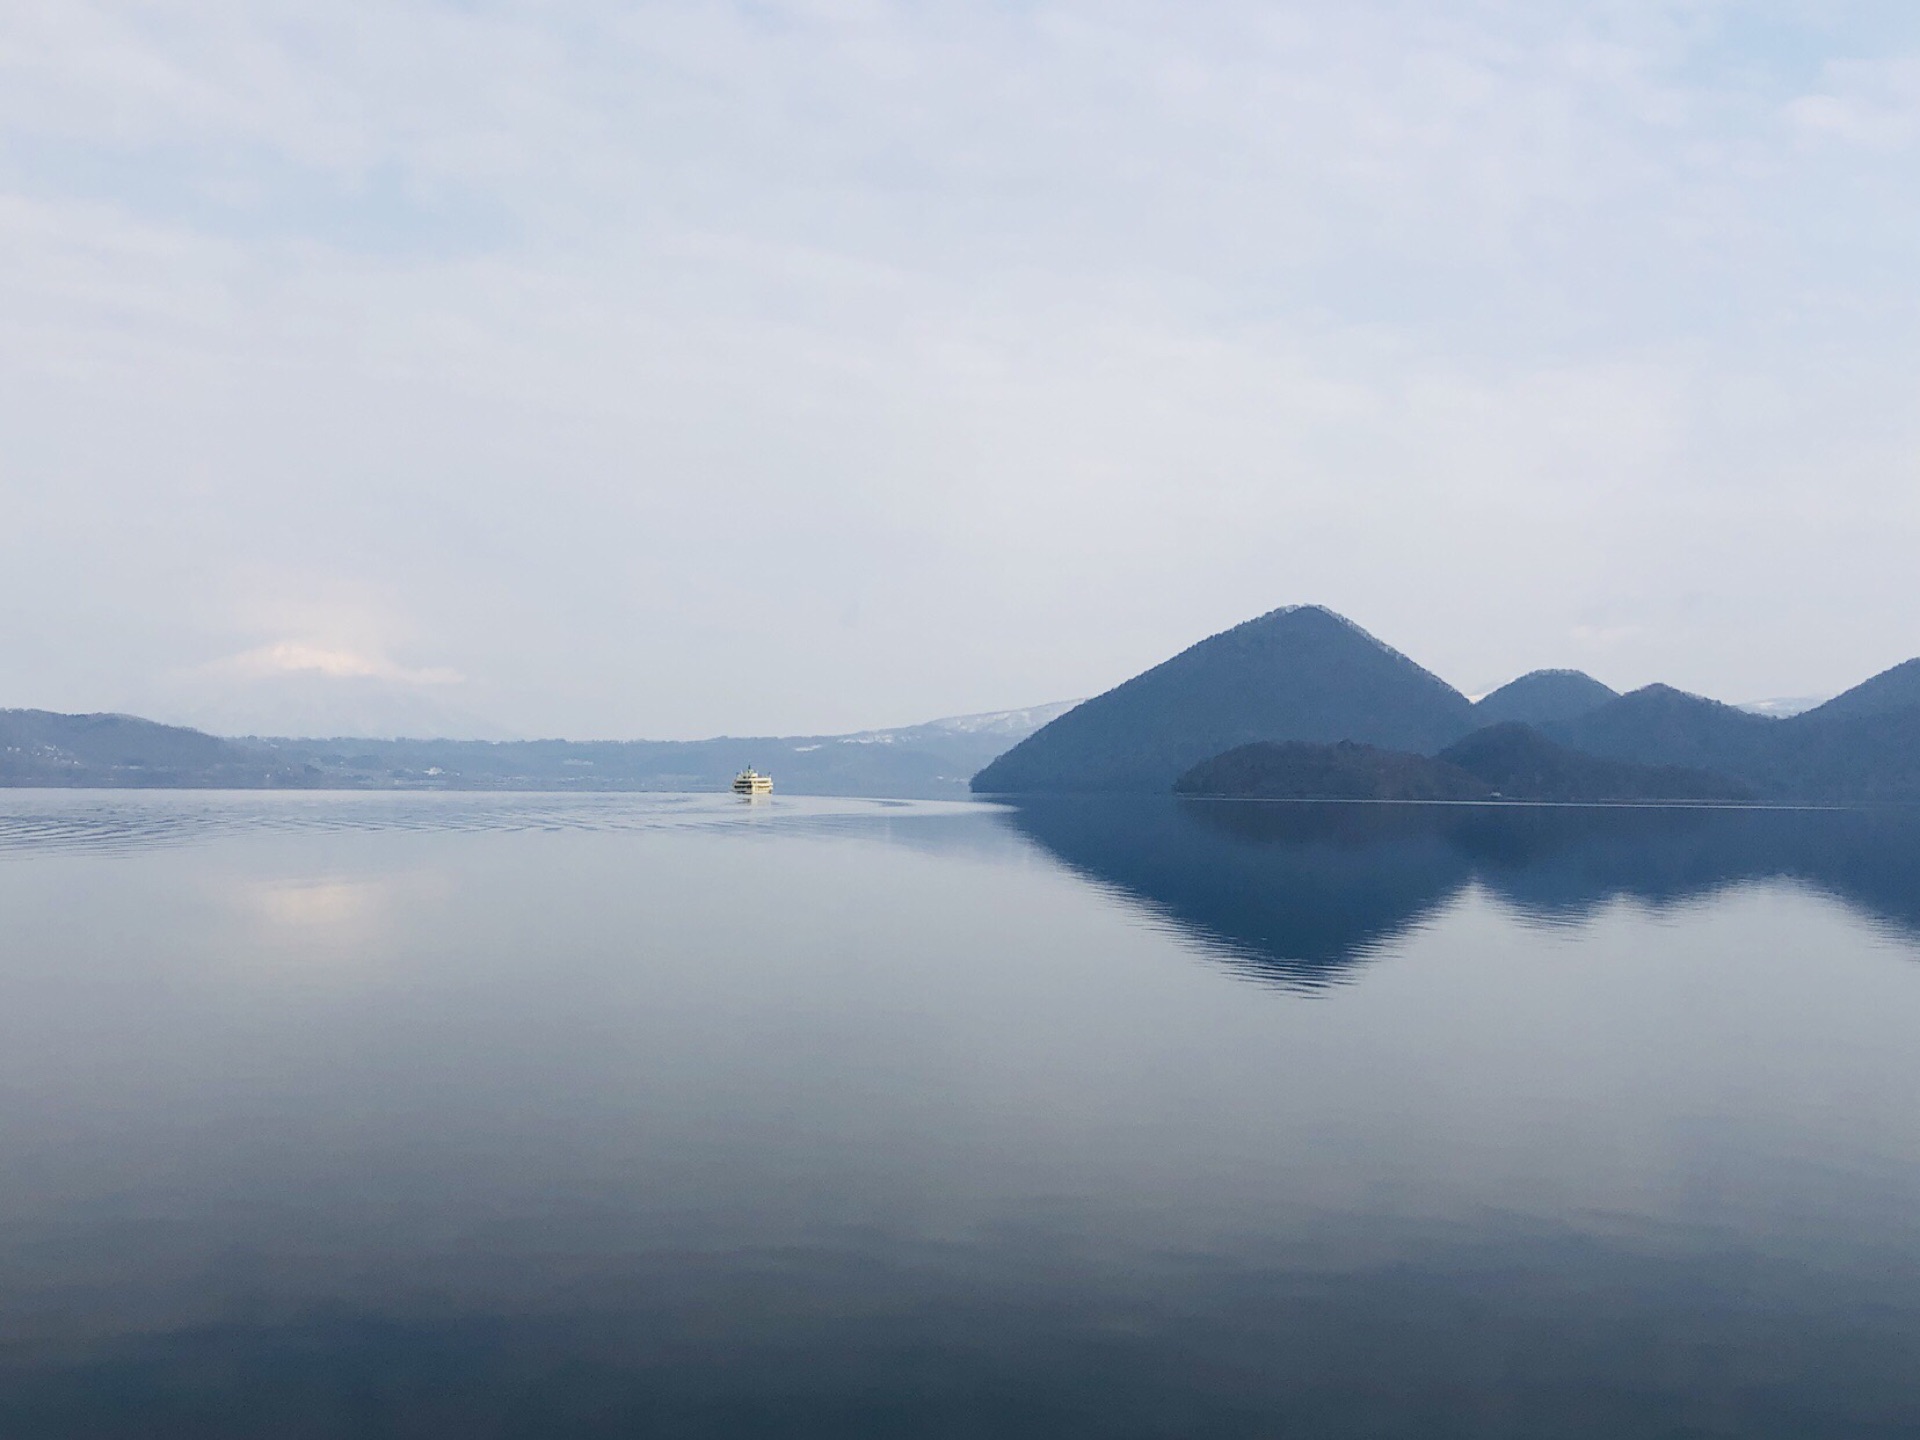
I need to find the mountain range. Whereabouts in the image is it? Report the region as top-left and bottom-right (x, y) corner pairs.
(10, 606), (1920, 803)
(1, 702), (1078, 797)
(974, 606), (1920, 804)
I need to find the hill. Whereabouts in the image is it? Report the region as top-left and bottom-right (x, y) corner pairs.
(1, 702), (1074, 797)
(972, 606), (1476, 794)
(1798, 658), (1920, 722)
(0, 709), (304, 787)
(1544, 685), (1781, 777)
(1473, 669), (1617, 726)
(1541, 682), (1920, 802)
(1438, 723), (1752, 802)
(1175, 741), (1493, 801)
(1768, 706), (1920, 803)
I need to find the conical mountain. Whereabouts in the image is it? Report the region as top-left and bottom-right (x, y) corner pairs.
(1473, 669), (1617, 726)
(971, 606), (1475, 793)
(1796, 657), (1920, 722)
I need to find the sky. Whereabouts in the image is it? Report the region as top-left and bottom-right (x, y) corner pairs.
(4, 1), (1920, 739)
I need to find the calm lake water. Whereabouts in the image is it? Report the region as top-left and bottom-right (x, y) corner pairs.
(2, 791), (1919, 1437)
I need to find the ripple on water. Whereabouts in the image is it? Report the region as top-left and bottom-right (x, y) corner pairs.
(0, 790), (979, 859)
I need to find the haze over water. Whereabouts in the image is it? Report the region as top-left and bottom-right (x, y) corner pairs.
(2, 791), (1919, 1437)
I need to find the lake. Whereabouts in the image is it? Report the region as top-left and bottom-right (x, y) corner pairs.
(1, 791), (1918, 1437)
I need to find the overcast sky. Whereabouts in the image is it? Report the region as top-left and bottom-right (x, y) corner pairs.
(4, 2), (1919, 738)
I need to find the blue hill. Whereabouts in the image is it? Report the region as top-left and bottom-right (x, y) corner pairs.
(971, 606), (1475, 794)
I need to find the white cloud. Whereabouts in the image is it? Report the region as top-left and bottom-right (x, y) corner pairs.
(208, 642), (462, 687)
(1786, 58), (1920, 151)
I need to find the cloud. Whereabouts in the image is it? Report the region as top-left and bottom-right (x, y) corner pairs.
(208, 642), (463, 687)
(1786, 59), (1920, 151)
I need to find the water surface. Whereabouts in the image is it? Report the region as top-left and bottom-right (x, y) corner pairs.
(1, 791), (1917, 1437)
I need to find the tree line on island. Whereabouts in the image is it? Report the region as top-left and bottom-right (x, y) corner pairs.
(1174, 725), (1751, 804)
(971, 605), (1920, 804)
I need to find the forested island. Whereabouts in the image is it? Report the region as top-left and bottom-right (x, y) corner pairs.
(974, 606), (1920, 804)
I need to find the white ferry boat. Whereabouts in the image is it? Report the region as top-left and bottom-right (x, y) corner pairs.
(732, 767), (773, 797)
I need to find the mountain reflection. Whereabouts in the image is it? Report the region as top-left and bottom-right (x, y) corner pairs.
(1001, 799), (1920, 988)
